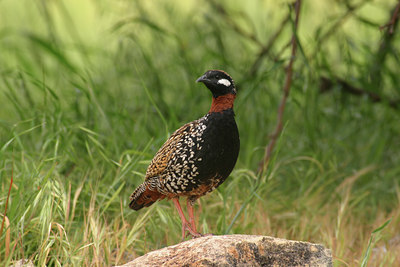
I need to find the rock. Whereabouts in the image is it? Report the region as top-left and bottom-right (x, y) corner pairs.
(119, 234), (332, 266)
(10, 259), (35, 267)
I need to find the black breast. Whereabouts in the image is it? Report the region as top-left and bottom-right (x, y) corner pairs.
(156, 109), (239, 196)
(195, 108), (240, 185)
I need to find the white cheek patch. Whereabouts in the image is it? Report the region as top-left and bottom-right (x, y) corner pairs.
(217, 78), (231, 87)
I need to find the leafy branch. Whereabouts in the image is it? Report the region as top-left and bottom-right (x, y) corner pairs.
(259, 0), (302, 172)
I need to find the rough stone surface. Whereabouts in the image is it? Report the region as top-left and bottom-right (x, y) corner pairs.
(10, 259), (35, 267)
(119, 234), (332, 267)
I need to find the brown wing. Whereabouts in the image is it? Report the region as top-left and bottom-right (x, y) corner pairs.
(144, 122), (193, 180)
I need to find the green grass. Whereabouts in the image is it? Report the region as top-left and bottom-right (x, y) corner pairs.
(1, 0), (400, 266)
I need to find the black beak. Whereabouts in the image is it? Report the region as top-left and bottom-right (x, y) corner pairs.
(196, 74), (209, 83)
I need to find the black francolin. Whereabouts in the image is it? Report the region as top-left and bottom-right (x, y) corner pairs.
(129, 70), (240, 239)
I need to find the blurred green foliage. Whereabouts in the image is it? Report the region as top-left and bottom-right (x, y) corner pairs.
(0, 0), (399, 265)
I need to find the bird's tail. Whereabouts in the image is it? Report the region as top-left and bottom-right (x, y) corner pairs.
(129, 182), (164, 210)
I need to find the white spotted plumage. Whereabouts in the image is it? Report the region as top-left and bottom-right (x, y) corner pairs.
(144, 114), (210, 196)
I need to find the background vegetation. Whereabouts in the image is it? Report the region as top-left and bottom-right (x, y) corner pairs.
(1, 0), (399, 266)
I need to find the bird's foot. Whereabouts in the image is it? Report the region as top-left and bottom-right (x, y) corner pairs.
(199, 233), (213, 238)
(190, 232), (213, 239)
(181, 223), (202, 241)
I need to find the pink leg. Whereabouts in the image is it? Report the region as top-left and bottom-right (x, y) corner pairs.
(172, 198), (200, 240)
(187, 198), (197, 233)
(187, 198), (212, 238)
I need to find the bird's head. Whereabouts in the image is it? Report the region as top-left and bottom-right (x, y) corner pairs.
(196, 70), (236, 98)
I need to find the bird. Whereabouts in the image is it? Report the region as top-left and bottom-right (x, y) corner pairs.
(129, 70), (240, 240)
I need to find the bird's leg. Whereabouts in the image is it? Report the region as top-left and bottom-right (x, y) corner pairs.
(172, 198), (188, 240)
(172, 198), (200, 240)
(187, 197), (198, 234)
(187, 197), (213, 238)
